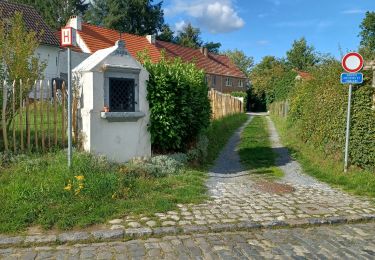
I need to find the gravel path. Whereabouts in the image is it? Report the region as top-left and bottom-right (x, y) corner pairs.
(265, 116), (331, 189)
(209, 116), (253, 176)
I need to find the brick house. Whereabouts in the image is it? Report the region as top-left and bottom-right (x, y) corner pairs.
(63, 16), (248, 93)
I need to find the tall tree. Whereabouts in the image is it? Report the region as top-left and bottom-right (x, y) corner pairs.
(223, 49), (254, 76)
(175, 23), (202, 48)
(157, 24), (174, 42)
(86, 0), (164, 35)
(286, 37), (319, 71)
(13, 0), (88, 30)
(359, 11), (375, 60)
(203, 41), (221, 54)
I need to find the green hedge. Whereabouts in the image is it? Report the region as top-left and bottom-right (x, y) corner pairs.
(285, 62), (375, 171)
(143, 57), (211, 152)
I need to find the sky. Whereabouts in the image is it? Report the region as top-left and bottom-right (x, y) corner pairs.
(163, 0), (375, 63)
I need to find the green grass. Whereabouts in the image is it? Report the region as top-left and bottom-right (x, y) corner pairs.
(0, 113), (248, 234)
(204, 113), (249, 169)
(238, 116), (284, 179)
(271, 115), (375, 198)
(0, 151), (207, 234)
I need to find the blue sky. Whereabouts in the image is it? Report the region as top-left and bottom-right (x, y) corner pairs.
(163, 0), (375, 63)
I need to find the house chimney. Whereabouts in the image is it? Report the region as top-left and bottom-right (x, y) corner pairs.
(203, 47), (208, 57)
(200, 47), (204, 54)
(146, 35), (156, 44)
(68, 15), (82, 31)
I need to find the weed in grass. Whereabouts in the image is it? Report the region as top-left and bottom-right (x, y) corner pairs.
(239, 116), (284, 179)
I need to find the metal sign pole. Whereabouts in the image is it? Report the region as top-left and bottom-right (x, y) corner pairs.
(344, 84), (352, 173)
(68, 47), (72, 168)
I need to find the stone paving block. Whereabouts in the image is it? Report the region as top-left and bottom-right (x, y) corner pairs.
(91, 229), (124, 240)
(57, 232), (91, 243)
(24, 235), (56, 244)
(125, 228), (152, 237)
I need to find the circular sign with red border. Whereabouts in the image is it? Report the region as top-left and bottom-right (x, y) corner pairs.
(342, 52), (364, 73)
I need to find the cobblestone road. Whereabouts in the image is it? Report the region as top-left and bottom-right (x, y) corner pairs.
(2, 222), (374, 259)
(105, 115), (375, 230)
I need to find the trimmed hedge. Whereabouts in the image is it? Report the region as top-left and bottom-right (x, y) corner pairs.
(286, 62), (375, 171)
(143, 57), (211, 152)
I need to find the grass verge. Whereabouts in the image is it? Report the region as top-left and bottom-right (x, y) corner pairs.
(238, 116), (284, 179)
(204, 113), (248, 169)
(0, 151), (207, 234)
(271, 115), (375, 198)
(0, 113), (248, 234)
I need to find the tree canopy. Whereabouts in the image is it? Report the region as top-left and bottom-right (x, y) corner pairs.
(156, 24), (174, 42)
(203, 42), (221, 54)
(85, 0), (164, 35)
(223, 49), (254, 77)
(175, 23), (202, 48)
(286, 37), (319, 71)
(359, 11), (375, 60)
(13, 0), (88, 30)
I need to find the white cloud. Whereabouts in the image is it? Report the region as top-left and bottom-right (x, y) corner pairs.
(341, 9), (366, 15)
(165, 0), (245, 34)
(174, 20), (187, 32)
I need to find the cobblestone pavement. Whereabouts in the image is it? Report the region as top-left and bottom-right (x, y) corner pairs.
(2, 222), (375, 259)
(105, 114), (375, 230)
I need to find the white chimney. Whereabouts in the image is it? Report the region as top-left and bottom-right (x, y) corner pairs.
(203, 47), (208, 57)
(68, 15), (82, 31)
(146, 35), (156, 44)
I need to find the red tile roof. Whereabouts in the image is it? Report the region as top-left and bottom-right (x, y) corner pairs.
(78, 23), (161, 63)
(296, 71), (312, 80)
(155, 40), (246, 79)
(0, 1), (59, 46)
(75, 22), (246, 79)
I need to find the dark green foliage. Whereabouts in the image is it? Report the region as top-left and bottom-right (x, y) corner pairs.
(359, 11), (375, 59)
(271, 70), (298, 102)
(142, 56), (211, 152)
(286, 62), (375, 171)
(13, 0), (88, 30)
(286, 37), (320, 70)
(86, 0), (164, 35)
(203, 41), (221, 54)
(175, 23), (202, 48)
(157, 24), (174, 42)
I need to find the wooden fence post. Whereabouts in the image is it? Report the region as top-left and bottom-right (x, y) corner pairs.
(40, 80), (45, 151)
(12, 80), (16, 153)
(2, 80), (9, 151)
(19, 80), (24, 152)
(53, 81), (57, 147)
(34, 80), (38, 150)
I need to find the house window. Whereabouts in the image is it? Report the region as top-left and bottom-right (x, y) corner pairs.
(212, 75), (216, 86)
(109, 78), (135, 112)
(205, 75), (208, 84)
(225, 77), (233, 86)
(238, 80), (244, 87)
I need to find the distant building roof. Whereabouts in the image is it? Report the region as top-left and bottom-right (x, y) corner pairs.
(68, 18), (246, 79)
(295, 71), (312, 80)
(77, 23), (162, 63)
(155, 40), (247, 79)
(0, 1), (59, 46)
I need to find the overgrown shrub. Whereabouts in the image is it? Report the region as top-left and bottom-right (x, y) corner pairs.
(285, 62), (375, 171)
(141, 55), (211, 152)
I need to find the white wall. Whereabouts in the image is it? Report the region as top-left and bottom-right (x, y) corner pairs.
(35, 45), (60, 81)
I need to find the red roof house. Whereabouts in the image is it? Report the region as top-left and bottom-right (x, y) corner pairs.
(66, 16), (247, 93)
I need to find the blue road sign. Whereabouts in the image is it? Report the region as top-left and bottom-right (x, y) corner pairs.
(341, 73), (363, 84)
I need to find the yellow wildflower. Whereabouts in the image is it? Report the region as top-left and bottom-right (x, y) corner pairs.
(75, 175), (85, 181)
(64, 183), (72, 191)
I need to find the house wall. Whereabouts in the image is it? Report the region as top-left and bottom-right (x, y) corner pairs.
(35, 45), (60, 81)
(206, 74), (247, 93)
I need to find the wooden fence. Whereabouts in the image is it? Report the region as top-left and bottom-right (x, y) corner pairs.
(269, 101), (289, 118)
(0, 79), (71, 153)
(208, 88), (244, 120)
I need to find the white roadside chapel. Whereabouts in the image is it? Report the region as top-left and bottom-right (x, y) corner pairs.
(73, 40), (151, 162)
